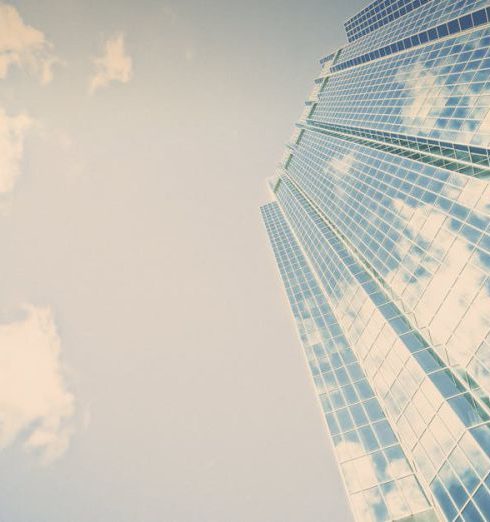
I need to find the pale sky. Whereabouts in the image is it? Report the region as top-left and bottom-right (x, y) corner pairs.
(0, 1), (366, 520)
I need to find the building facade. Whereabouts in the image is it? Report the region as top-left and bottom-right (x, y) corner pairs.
(260, 1), (490, 520)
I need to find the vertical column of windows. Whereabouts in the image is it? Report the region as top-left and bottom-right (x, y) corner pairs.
(261, 202), (434, 522)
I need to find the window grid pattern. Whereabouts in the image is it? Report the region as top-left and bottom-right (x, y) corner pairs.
(287, 129), (490, 401)
(300, 119), (490, 178)
(338, 0), (489, 64)
(336, 8), (490, 74)
(261, 1), (490, 521)
(313, 27), (490, 148)
(261, 202), (434, 522)
(274, 177), (490, 521)
(345, 0), (432, 43)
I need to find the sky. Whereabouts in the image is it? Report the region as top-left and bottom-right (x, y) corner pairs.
(0, 0), (366, 520)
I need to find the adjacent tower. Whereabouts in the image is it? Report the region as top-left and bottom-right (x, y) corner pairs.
(261, 1), (490, 520)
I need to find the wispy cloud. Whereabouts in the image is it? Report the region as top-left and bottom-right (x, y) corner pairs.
(0, 3), (59, 84)
(0, 305), (76, 464)
(0, 107), (32, 194)
(89, 34), (132, 94)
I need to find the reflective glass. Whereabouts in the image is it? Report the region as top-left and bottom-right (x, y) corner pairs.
(261, 1), (490, 520)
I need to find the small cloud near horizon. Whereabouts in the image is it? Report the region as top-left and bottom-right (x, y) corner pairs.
(89, 33), (132, 94)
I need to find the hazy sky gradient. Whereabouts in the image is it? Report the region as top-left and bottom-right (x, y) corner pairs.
(1, 1), (366, 520)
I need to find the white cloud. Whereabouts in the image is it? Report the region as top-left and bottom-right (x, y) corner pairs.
(399, 63), (436, 128)
(89, 34), (132, 94)
(389, 195), (490, 381)
(0, 107), (32, 194)
(397, 55), (490, 145)
(323, 153), (356, 198)
(0, 305), (76, 464)
(0, 3), (59, 84)
(327, 153), (356, 177)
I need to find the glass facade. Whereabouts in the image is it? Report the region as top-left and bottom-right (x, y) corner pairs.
(261, 1), (490, 520)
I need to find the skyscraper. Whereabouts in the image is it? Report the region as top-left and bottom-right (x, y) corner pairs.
(260, 1), (490, 521)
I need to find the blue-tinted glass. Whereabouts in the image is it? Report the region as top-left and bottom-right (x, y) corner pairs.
(360, 425), (380, 451)
(351, 403), (368, 425)
(472, 9), (487, 26)
(432, 479), (457, 520)
(474, 485), (490, 517)
(373, 420), (397, 446)
(262, 2), (490, 520)
(462, 502), (485, 522)
(365, 399), (385, 422)
(448, 20), (460, 34)
(471, 425), (490, 458)
(449, 395), (490, 427)
(459, 14), (472, 30)
(431, 370), (466, 397)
